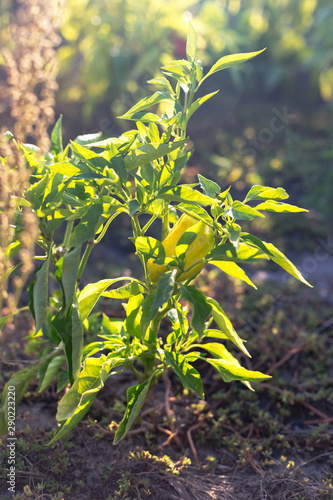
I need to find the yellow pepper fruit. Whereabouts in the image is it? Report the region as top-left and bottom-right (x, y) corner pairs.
(147, 214), (215, 284)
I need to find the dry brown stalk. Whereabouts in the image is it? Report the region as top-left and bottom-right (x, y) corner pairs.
(1, 0), (63, 149)
(0, 0), (63, 321)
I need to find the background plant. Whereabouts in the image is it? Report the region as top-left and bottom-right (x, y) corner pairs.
(27, 0), (333, 133)
(0, 0), (61, 326)
(0, 24), (311, 447)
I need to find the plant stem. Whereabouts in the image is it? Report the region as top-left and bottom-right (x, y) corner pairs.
(144, 319), (161, 379)
(142, 214), (157, 234)
(224, 198), (231, 223)
(132, 214), (143, 236)
(78, 240), (95, 281)
(181, 60), (197, 138)
(155, 298), (174, 322)
(63, 220), (74, 249)
(128, 364), (144, 381)
(161, 202), (169, 240)
(94, 210), (121, 244)
(131, 214), (148, 282)
(0, 305), (30, 322)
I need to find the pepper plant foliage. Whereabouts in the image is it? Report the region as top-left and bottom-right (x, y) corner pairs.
(1, 25), (311, 444)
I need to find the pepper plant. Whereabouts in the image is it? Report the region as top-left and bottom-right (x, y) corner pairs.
(0, 24), (311, 445)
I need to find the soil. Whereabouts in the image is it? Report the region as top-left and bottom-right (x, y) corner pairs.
(1, 270), (333, 500)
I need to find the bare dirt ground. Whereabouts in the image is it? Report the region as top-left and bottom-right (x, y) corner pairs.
(1, 269), (333, 500)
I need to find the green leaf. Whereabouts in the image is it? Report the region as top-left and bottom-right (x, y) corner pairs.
(196, 343), (271, 383)
(102, 281), (145, 300)
(141, 271), (176, 336)
(158, 185), (217, 207)
(140, 162), (155, 186)
(168, 301), (189, 340)
(70, 141), (109, 172)
(85, 132), (136, 150)
(25, 171), (49, 208)
(153, 270), (176, 312)
(202, 329), (228, 340)
(147, 77), (174, 94)
(164, 59), (192, 71)
(197, 173), (220, 198)
(123, 293), (143, 339)
(162, 63), (189, 83)
(113, 371), (156, 444)
(136, 121), (148, 140)
(175, 223), (201, 260)
(51, 116), (63, 155)
(49, 356), (117, 444)
(42, 172), (66, 206)
(179, 285), (212, 336)
(227, 201), (264, 221)
(164, 350), (204, 399)
(29, 252), (51, 334)
(210, 261), (257, 289)
(6, 240), (22, 260)
(185, 351), (202, 362)
(46, 161), (81, 176)
(74, 132), (103, 146)
(38, 355), (66, 392)
(0, 364), (41, 435)
(199, 49), (266, 88)
(128, 199), (141, 216)
(207, 241), (269, 263)
(56, 357), (113, 421)
(97, 315), (124, 337)
(56, 246), (81, 316)
(224, 222), (241, 248)
(69, 202), (103, 247)
(186, 22), (197, 62)
(11, 196), (31, 208)
(121, 112), (162, 123)
(48, 209), (73, 233)
(62, 192), (84, 207)
(255, 200), (307, 213)
(177, 203), (213, 226)
(159, 150), (191, 187)
(186, 91), (219, 122)
(232, 243), (268, 261)
(262, 242), (312, 287)
(78, 278), (134, 321)
(70, 141), (99, 161)
(135, 236), (165, 260)
(148, 123), (160, 143)
(108, 143), (128, 183)
(243, 185), (289, 203)
(3, 130), (13, 140)
(240, 233), (274, 257)
(206, 297), (250, 357)
(52, 298), (83, 383)
(123, 140), (186, 171)
(101, 166), (119, 184)
(57, 371), (69, 393)
(82, 340), (125, 359)
(118, 92), (173, 120)
(21, 142), (40, 154)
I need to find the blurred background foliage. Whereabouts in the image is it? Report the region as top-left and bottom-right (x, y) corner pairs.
(55, 0), (333, 122)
